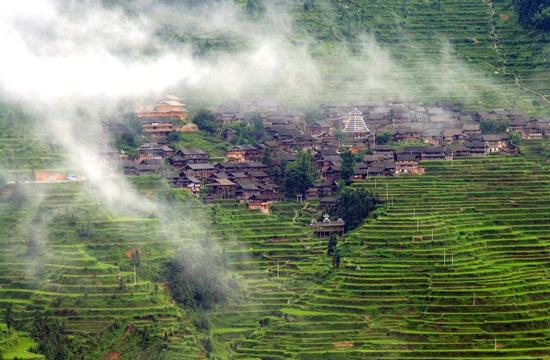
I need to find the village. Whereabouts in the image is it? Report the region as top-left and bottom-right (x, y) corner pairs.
(92, 95), (550, 213)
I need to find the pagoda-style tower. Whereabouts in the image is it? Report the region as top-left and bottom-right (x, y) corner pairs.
(343, 108), (370, 138)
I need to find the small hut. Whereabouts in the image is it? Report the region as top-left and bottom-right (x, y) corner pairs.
(310, 214), (345, 238)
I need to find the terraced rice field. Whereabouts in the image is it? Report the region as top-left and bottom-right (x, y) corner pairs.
(0, 181), (206, 358)
(290, 0), (550, 113)
(206, 201), (325, 349)
(230, 142), (550, 359)
(1, 142), (550, 359)
(0, 323), (43, 360)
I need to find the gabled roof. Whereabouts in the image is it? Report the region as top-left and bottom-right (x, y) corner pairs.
(396, 153), (417, 161)
(310, 120), (331, 128)
(483, 134), (509, 141)
(178, 148), (208, 156)
(186, 163), (216, 170)
(210, 178), (236, 186)
(235, 180), (260, 191)
(462, 123), (480, 131)
(248, 170), (269, 178)
(229, 145), (258, 152)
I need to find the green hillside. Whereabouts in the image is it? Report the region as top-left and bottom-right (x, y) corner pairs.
(293, 0), (549, 113)
(224, 144), (550, 358)
(2, 144), (550, 358)
(171, 0), (550, 113)
(1, 1), (550, 359)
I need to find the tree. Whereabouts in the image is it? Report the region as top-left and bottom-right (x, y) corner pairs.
(303, 0), (315, 11)
(333, 129), (344, 145)
(332, 250), (341, 269)
(327, 234), (338, 256)
(340, 150), (355, 185)
(4, 303), (15, 333)
(250, 115), (266, 141)
(247, 0), (265, 17)
(112, 112), (143, 159)
(332, 187), (378, 231)
(130, 248), (141, 286)
(480, 119), (508, 134)
(165, 249), (229, 310)
(192, 109), (219, 135)
(376, 131), (392, 145)
(31, 312), (74, 360)
(283, 151), (317, 197)
(514, 0), (550, 31)
(510, 132), (522, 145)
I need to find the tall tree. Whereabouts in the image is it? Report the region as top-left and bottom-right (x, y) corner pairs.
(31, 312), (74, 360)
(340, 150), (355, 185)
(4, 303), (15, 333)
(514, 0), (550, 31)
(250, 115), (266, 141)
(376, 131), (392, 145)
(130, 248), (141, 286)
(332, 187), (378, 231)
(192, 109), (219, 135)
(327, 234), (338, 256)
(283, 151), (317, 197)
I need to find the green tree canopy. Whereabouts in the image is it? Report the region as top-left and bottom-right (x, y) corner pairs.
(193, 109), (219, 135)
(283, 151), (317, 197)
(331, 187), (378, 231)
(480, 119), (508, 134)
(376, 131), (392, 145)
(340, 150), (355, 185)
(31, 312), (76, 360)
(514, 0), (550, 31)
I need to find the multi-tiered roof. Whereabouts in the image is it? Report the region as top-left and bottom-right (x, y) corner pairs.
(343, 108), (370, 134)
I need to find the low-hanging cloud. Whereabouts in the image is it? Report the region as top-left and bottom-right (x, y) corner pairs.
(0, 0), (533, 213)
(0, 0), (321, 103)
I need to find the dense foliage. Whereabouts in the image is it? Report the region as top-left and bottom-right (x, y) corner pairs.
(227, 115), (266, 145)
(331, 187), (378, 231)
(192, 109), (219, 135)
(514, 0), (550, 30)
(480, 119), (509, 134)
(376, 132), (392, 145)
(31, 312), (81, 360)
(165, 247), (230, 310)
(283, 151), (318, 197)
(340, 150), (355, 184)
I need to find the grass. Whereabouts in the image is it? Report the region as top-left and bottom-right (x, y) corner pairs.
(1, 142), (550, 358)
(175, 132), (231, 160)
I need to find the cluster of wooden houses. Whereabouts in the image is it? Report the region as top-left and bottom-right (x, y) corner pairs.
(214, 100), (550, 152)
(102, 97), (550, 211)
(122, 143), (279, 213)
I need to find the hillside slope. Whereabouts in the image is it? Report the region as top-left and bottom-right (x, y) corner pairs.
(230, 144), (550, 359)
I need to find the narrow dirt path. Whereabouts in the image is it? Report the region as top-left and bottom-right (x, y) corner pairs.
(482, 0), (550, 105)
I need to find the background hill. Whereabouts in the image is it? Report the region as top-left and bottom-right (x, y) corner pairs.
(0, 1), (550, 359)
(150, 0), (550, 114)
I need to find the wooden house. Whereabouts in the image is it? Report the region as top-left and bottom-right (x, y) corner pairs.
(141, 119), (175, 139)
(310, 214), (345, 238)
(168, 148), (209, 168)
(138, 143), (174, 162)
(395, 154), (424, 175)
(307, 120), (332, 137)
(483, 134), (509, 153)
(225, 145), (260, 163)
(247, 194), (273, 214)
(136, 95), (188, 121)
(205, 178), (238, 200)
(183, 163), (216, 180)
(373, 145), (395, 159)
